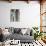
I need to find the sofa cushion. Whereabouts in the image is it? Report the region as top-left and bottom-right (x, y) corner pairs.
(14, 28), (21, 33)
(8, 27), (14, 34)
(9, 33), (34, 43)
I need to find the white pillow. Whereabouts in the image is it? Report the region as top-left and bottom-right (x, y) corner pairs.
(2, 29), (10, 36)
(21, 28), (27, 35)
(25, 28), (30, 35)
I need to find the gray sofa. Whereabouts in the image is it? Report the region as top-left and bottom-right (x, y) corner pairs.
(3, 27), (34, 43)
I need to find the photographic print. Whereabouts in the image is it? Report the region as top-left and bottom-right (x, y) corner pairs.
(0, 0), (46, 46)
(10, 9), (20, 22)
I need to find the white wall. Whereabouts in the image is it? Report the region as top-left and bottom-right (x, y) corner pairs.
(0, 1), (40, 28)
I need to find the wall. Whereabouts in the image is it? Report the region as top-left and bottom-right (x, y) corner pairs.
(0, 1), (40, 28)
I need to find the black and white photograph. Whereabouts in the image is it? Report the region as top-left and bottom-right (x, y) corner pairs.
(0, 0), (46, 46)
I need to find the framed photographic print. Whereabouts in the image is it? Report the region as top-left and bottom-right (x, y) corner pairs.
(10, 9), (20, 22)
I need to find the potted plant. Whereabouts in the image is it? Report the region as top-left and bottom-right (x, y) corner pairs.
(32, 27), (38, 40)
(32, 27), (43, 40)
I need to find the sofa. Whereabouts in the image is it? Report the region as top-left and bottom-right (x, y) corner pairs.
(7, 27), (34, 43)
(0, 27), (34, 43)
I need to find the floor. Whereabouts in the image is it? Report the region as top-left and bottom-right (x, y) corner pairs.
(0, 40), (46, 46)
(20, 40), (46, 46)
